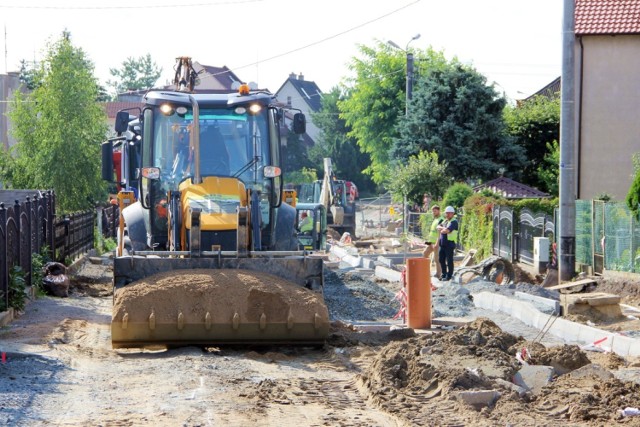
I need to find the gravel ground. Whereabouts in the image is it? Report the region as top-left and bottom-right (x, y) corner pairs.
(323, 269), (400, 322)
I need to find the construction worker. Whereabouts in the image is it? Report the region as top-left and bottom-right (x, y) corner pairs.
(298, 211), (313, 233)
(423, 205), (443, 278)
(437, 206), (459, 281)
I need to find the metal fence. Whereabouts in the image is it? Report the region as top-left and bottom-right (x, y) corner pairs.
(492, 205), (556, 265)
(0, 190), (119, 311)
(0, 191), (55, 310)
(575, 199), (640, 274)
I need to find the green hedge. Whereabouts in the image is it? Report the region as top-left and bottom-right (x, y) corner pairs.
(459, 194), (558, 261)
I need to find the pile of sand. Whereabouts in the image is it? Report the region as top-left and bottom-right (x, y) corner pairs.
(358, 318), (640, 426)
(113, 269), (328, 325)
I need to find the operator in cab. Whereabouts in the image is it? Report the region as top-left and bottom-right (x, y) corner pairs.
(299, 211), (313, 234)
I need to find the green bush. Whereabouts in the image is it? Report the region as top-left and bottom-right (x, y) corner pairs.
(7, 265), (28, 312)
(443, 183), (473, 210)
(104, 238), (117, 252)
(94, 227), (118, 255)
(31, 246), (51, 296)
(460, 194), (499, 260)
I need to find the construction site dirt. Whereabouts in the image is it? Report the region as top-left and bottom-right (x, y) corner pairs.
(2, 247), (640, 426)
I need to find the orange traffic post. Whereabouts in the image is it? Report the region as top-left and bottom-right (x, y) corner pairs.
(406, 257), (432, 329)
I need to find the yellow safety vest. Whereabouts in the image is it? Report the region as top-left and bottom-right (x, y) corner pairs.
(429, 215), (443, 242)
(443, 216), (458, 243)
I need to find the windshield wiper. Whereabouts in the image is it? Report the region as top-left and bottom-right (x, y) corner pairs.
(233, 156), (261, 179)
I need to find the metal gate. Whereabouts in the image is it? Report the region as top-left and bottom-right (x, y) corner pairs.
(493, 205), (513, 261)
(518, 208), (545, 265)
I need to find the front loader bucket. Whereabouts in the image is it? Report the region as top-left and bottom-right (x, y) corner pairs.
(111, 256), (328, 348)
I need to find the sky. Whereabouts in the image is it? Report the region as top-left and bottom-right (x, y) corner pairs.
(1, 0), (564, 102)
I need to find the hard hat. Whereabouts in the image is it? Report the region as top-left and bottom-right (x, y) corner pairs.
(445, 206), (455, 213)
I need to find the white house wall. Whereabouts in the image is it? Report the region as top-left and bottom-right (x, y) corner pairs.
(0, 73), (24, 150)
(578, 35), (640, 200)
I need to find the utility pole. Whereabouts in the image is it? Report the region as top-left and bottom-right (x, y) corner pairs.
(388, 34), (420, 236)
(559, 0), (576, 282)
(406, 52), (414, 116)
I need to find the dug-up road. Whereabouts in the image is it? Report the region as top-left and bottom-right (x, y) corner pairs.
(3, 258), (640, 427)
(0, 263), (396, 427)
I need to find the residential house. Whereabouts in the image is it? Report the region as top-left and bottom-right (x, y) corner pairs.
(274, 73), (323, 145)
(473, 177), (549, 199)
(0, 72), (26, 150)
(115, 61), (245, 103)
(519, 76), (560, 105)
(107, 61), (245, 132)
(574, 0), (640, 200)
(102, 101), (145, 134)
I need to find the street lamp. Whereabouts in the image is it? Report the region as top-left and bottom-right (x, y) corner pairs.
(387, 33), (421, 116)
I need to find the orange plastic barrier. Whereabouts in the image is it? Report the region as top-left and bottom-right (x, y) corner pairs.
(406, 257), (432, 329)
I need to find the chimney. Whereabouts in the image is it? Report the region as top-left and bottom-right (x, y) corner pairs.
(298, 73), (304, 81)
(289, 72), (296, 79)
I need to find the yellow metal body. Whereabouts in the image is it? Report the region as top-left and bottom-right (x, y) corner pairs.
(178, 177), (247, 249)
(283, 189), (297, 207)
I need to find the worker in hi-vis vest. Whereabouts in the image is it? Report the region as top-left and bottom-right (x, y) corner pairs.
(422, 205), (443, 279)
(437, 206), (458, 281)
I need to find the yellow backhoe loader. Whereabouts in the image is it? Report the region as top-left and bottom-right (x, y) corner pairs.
(102, 57), (329, 348)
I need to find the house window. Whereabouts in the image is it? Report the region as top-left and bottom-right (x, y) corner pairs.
(287, 96), (291, 107)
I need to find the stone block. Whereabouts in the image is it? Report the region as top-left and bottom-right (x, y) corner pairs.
(512, 365), (554, 394)
(569, 363), (614, 380)
(455, 390), (501, 408)
(374, 265), (402, 282)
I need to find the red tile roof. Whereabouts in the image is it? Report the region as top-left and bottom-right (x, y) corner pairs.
(575, 0), (640, 35)
(102, 102), (145, 119)
(473, 177), (549, 199)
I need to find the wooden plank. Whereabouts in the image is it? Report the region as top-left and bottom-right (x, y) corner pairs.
(546, 278), (597, 291)
(562, 292), (620, 306)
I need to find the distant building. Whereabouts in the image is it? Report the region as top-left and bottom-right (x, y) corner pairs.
(572, 0), (640, 200)
(0, 72), (27, 150)
(101, 102), (145, 135)
(115, 61), (246, 102)
(474, 177), (549, 200)
(274, 73), (323, 145)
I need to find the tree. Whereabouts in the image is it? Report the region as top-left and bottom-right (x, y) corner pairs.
(3, 32), (108, 212)
(18, 59), (41, 90)
(338, 42), (417, 184)
(286, 167), (318, 185)
(311, 86), (374, 193)
(626, 153), (640, 218)
(537, 140), (560, 197)
(503, 95), (560, 189)
(442, 182), (474, 210)
(385, 151), (450, 206)
(282, 131), (313, 173)
(391, 63), (525, 182)
(107, 54), (162, 96)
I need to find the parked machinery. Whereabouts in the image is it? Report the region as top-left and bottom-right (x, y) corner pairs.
(297, 158), (357, 239)
(101, 57), (329, 348)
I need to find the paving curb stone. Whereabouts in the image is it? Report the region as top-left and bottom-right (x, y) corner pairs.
(473, 291), (640, 357)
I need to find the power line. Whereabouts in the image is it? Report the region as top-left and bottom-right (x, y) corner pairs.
(213, 0), (421, 76)
(0, 0), (263, 10)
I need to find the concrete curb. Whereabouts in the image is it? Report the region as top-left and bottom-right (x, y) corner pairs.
(374, 266), (402, 282)
(472, 292), (640, 357)
(329, 245), (361, 268)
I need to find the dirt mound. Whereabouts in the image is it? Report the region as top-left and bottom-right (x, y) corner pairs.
(112, 269), (328, 325)
(358, 318), (640, 426)
(532, 375), (640, 423)
(594, 276), (640, 308)
(529, 344), (591, 375)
